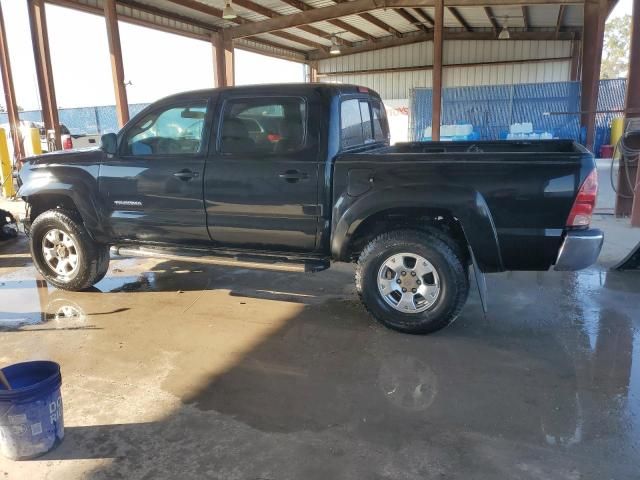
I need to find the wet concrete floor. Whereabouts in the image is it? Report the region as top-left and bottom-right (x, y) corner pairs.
(0, 234), (639, 479)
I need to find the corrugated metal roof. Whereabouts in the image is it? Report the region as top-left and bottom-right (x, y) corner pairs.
(52, 0), (587, 64)
(528, 4), (563, 28)
(366, 9), (420, 34)
(335, 13), (391, 38)
(489, 6), (527, 28)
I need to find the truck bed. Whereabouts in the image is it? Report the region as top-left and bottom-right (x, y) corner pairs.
(333, 140), (595, 272)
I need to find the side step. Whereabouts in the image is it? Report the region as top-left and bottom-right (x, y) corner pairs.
(111, 245), (330, 273)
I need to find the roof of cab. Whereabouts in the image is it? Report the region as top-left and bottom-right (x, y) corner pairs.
(158, 83), (381, 103)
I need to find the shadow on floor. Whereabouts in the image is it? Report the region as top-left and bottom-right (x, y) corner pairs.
(23, 268), (639, 479)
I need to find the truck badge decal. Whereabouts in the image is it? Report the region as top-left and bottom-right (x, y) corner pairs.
(113, 200), (143, 207)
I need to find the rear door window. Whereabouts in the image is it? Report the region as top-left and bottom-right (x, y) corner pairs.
(340, 99), (364, 148)
(219, 97), (306, 155)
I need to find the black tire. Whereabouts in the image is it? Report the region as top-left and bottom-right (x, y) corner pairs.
(355, 230), (469, 334)
(30, 209), (110, 291)
(94, 245), (111, 285)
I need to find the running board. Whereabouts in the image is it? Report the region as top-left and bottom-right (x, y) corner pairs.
(111, 246), (329, 273)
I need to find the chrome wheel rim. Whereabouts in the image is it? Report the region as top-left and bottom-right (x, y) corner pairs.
(377, 253), (441, 313)
(42, 229), (79, 278)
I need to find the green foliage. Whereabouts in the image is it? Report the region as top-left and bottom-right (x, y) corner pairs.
(601, 14), (631, 79)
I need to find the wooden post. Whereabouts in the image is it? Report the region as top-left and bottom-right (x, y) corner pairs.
(580, 0), (607, 152)
(104, 0), (129, 127)
(432, 0), (444, 142)
(28, 0), (61, 151)
(0, 1), (25, 162)
(213, 32), (234, 88)
(628, 0), (640, 226)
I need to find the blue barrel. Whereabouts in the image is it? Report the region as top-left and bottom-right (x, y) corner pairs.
(0, 361), (64, 460)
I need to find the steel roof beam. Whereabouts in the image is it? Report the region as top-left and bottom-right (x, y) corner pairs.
(448, 7), (472, 31)
(395, 8), (431, 33)
(308, 28), (583, 60)
(228, 0), (585, 39)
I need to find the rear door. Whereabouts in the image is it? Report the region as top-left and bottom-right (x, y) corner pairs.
(98, 97), (212, 244)
(204, 94), (321, 252)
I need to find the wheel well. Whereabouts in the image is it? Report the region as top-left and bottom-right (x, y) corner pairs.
(27, 194), (80, 222)
(346, 208), (469, 262)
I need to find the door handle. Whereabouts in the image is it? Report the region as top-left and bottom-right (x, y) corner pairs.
(278, 170), (309, 183)
(173, 169), (199, 181)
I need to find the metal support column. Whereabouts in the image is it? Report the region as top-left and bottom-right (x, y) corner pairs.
(581, 0), (608, 152)
(28, 0), (61, 151)
(308, 61), (318, 83)
(432, 0), (444, 142)
(213, 32), (234, 88)
(104, 0), (129, 127)
(0, 1), (25, 162)
(628, 0), (640, 226)
(570, 38), (581, 81)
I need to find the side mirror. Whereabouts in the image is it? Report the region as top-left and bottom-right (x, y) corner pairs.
(100, 133), (117, 155)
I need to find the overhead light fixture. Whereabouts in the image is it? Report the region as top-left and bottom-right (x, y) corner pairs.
(330, 35), (341, 55)
(223, 1), (237, 19)
(498, 24), (510, 40)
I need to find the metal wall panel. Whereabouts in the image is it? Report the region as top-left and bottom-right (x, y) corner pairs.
(318, 40), (573, 100)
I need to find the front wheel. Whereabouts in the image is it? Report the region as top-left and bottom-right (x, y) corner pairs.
(355, 230), (469, 334)
(30, 209), (110, 291)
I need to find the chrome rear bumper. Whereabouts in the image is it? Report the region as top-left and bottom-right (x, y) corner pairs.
(554, 229), (604, 271)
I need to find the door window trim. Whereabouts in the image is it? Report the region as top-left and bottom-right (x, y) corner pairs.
(118, 97), (213, 159)
(215, 95), (308, 157)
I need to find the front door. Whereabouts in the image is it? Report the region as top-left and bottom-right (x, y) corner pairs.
(204, 95), (321, 252)
(98, 98), (212, 244)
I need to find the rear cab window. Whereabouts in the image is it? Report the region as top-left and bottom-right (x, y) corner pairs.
(340, 96), (389, 150)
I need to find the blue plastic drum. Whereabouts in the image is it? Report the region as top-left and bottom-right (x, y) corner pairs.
(0, 361), (64, 460)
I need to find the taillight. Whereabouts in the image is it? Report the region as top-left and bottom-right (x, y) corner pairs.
(566, 169), (598, 227)
(63, 136), (73, 150)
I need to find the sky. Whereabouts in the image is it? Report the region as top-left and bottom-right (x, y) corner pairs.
(0, 0), (306, 111)
(0, 0), (635, 112)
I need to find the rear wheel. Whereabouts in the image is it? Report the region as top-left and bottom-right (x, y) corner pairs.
(30, 209), (110, 291)
(356, 230), (469, 334)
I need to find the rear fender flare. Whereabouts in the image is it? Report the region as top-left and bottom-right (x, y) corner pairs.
(331, 186), (504, 272)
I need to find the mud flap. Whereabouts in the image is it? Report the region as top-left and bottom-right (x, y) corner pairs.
(469, 246), (488, 316)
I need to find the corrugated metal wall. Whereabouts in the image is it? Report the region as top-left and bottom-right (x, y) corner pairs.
(318, 40), (573, 99)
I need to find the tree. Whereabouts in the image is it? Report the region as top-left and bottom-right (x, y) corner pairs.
(601, 14), (632, 79)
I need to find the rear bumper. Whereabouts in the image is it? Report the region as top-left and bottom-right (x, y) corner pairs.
(554, 229), (604, 271)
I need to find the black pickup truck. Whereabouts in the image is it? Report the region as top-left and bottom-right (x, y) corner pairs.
(17, 84), (603, 334)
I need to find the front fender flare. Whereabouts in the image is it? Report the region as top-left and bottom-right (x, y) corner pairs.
(18, 173), (107, 241)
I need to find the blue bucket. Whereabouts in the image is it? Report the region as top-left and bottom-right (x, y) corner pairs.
(0, 361), (64, 460)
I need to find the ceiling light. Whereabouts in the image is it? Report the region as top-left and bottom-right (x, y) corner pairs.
(223, 1), (237, 19)
(330, 35), (341, 55)
(498, 26), (510, 40)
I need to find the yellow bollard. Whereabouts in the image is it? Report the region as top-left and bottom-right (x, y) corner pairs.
(611, 117), (625, 158)
(0, 129), (16, 198)
(28, 127), (42, 156)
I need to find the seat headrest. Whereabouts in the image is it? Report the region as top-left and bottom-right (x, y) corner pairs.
(222, 118), (249, 139)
